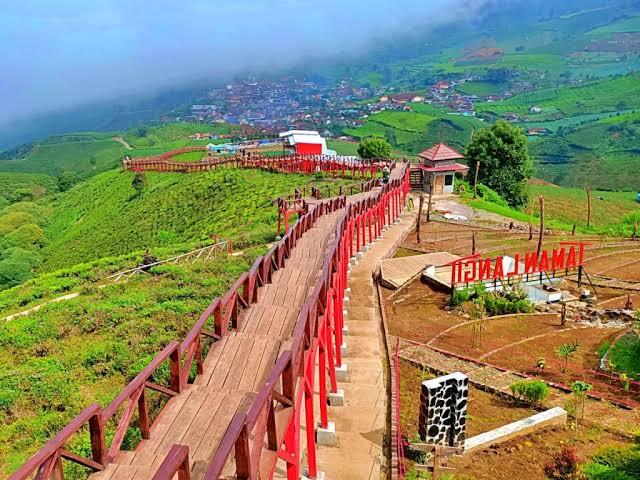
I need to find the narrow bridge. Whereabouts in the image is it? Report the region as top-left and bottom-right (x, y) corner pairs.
(13, 158), (410, 480)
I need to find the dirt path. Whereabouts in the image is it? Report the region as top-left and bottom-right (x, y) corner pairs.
(112, 135), (132, 150)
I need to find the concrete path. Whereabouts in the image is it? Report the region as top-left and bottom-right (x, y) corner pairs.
(314, 210), (416, 480)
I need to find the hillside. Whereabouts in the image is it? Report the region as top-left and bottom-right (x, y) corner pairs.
(0, 251), (259, 475)
(0, 123), (239, 180)
(38, 168), (345, 272)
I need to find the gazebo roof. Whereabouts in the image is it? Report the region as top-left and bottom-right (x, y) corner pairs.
(418, 143), (464, 162)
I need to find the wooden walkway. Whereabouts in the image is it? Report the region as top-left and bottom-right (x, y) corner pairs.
(13, 162), (409, 480)
(91, 211), (342, 479)
(89, 184), (392, 479)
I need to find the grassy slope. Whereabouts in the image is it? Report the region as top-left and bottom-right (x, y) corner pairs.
(0, 253), (258, 475)
(460, 181), (639, 235)
(526, 185), (640, 231)
(40, 168), (345, 272)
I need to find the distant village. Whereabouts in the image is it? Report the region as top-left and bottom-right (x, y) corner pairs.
(169, 72), (552, 140)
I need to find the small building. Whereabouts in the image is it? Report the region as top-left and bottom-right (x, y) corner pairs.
(410, 143), (469, 195)
(279, 130), (335, 156)
(527, 127), (549, 136)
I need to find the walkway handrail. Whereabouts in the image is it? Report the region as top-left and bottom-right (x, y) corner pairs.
(102, 342), (182, 461)
(9, 404), (105, 480)
(203, 162), (411, 479)
(152, 445), (190, 480)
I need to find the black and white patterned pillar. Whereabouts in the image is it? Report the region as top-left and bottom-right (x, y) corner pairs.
(418, 372), (468, 448)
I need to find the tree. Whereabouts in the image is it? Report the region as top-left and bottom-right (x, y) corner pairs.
(465, 120), (534, 208)
(132, 172), (148, 196)
(57, 171), (78, 192)
(357, 137), (392, 160)
(555, 340), (581, 373)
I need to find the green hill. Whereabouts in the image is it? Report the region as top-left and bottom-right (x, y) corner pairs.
(38, 168), (345, 272)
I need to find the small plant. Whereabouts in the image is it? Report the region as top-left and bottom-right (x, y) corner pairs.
(131, 171), (147, 194)
(620, 373), (630, 392)
(571, 380), (593, 420)
(555, 340), (581, 373)
(510, 379), (549, 406)
(543, 446), (581, 480)
(537, 358), (546, 371)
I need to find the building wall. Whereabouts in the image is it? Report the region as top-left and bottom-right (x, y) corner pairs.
(295, 143), (323, 155)
(422, 172), (455, 194)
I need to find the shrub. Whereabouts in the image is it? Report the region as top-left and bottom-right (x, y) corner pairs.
(582, 462), (634, 480)
(590, 446), (640, 479)
(451, 288), (471, 306)
(543, 446), (581, 480)
(510, 379), (549, 405)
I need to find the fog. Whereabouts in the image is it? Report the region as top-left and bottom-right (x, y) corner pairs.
(0, 0), (501, 126)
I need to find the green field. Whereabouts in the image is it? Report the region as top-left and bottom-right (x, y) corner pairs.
(327, 139), (360, 156)
(477, 74), (640, 117)
(344, 107), (484, 154)
(527, 185), (640, 232)
(587, 15), (640, 36)
(455, 81), (506, 97)
(0, 173), (56, 209)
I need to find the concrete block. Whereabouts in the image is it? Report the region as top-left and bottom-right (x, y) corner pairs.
(345, 287), (351, 296)
(317, 422), (337, 446)
(355, 252), (364, 261)
(342, 325), (349, 336)
(328, 389), (345, 406)
(464, 407), (567, 454)
(341, 343), (348, 357)
(362, 245), (370, 252)
(343, 309), (349, 319)
(349, 257), (358, 266)
(343, 296), (350, 306)
(302, 469), (326, 480)
(335, 363), (348, 381)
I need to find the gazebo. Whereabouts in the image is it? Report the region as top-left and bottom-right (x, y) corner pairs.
(410, 143), (469, 194)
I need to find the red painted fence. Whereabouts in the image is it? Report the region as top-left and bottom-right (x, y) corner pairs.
(123, 148), (384, 179)
(12, 162), (411, 479)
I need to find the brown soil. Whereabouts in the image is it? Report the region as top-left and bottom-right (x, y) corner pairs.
(528, 178), (560, 187)
(385, 282), (465, 344)
(447, 426), (630, 480)
(398, 359), (537, 440)
(399, 360), (632, 480)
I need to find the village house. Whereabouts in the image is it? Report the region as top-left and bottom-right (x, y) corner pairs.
(527, 127), (549, 136)
(504, 112), (520, 122)
(410, 143), (469, 195)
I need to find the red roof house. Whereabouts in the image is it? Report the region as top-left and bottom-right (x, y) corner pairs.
(411, 143), (469, 194)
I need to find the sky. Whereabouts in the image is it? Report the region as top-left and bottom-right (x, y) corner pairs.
(0, 0), (497, 125)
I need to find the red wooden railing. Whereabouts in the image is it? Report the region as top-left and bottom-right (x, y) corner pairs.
(152, 444), (190, 480)
(122, 149), (386, 179)
(13, 162), (411, 480)
(201, 165), (411, 480)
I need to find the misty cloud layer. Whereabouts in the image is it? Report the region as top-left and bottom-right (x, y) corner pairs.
(0, 0), (496, 125)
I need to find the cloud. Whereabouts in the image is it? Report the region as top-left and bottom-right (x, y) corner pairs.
(0, 0), (496, 125)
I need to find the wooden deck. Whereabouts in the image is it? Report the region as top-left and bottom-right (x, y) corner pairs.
(379, 252), (460, 289)
(89, 211), (342, 480)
